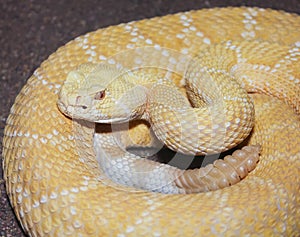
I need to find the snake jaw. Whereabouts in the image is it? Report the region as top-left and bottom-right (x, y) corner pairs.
(94, 115), (132, 123)
(93, 103), (147, 123)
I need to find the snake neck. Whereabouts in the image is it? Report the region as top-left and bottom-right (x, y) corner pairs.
(125, 76), (157, 121)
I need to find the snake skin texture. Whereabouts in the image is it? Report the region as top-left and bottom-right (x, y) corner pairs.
(2, 7), (300, 236)
(57, 44), (261, 194)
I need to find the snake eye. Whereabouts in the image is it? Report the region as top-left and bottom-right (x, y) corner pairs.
(94, 90), (105, 100)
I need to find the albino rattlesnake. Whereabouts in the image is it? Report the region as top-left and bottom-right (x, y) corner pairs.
(3, 7), (300, 236)
(57, 44), (261, 194)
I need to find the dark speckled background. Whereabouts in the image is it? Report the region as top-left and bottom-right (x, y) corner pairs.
(1, 0), (299, 236)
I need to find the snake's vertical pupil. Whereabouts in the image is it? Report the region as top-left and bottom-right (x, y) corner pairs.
(94, 90), (105, 100)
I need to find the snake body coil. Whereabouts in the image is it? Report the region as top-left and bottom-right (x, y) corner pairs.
(2, 7), (300, 236)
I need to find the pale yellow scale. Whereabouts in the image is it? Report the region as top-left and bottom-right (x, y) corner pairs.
(2, 7), (300, 236)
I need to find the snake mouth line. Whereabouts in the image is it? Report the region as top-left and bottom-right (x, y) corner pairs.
(57, 100), (132, 123)
(56, 101), (68, 115)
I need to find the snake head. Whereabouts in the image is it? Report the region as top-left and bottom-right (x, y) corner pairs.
(57, 63), (148, 123)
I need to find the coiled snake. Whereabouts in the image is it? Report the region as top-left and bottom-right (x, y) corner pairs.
(2, 7), (300, 236)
